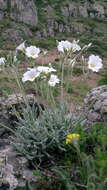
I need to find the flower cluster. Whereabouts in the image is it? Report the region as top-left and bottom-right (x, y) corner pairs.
(22, 66), (60, 87)
(16, 41), (40, 59)
(57, 40), (103, 72)
(13, 39), (103, 90)
(57, 40), (81, 53)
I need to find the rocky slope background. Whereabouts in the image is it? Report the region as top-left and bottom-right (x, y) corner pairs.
(0, 0), (107, 56)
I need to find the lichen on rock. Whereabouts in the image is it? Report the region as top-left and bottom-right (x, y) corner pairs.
(84, 85), (107, 125)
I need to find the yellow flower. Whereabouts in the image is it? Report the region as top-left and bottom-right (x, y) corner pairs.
(66, 133), (80, 145)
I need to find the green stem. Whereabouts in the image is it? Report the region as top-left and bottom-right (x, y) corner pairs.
(61, 61), (65, 102)
(50, 87), (56, 106)
(0, 123), (15, 135)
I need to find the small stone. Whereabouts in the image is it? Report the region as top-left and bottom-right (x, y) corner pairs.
(101, 100), (107, 113)
(100, 92), (107, 100)
(88, 112), (101, 122)
(84, 85), (107, 125)
(93, 100), (102, 111)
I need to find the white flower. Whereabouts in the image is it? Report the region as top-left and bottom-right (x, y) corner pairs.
(57, 40), (81, 53)
(16, 41), (26, 52)
(48, 74), (60, 86)
(88, 54), (103, 72)
(37, 66), (56, 73)
(71, 40), (81, 52)
(57, 40), (72, 53)
(0, 57), (6, 65)
(22, 68), (40, 83)
(25, 46), (40, 59)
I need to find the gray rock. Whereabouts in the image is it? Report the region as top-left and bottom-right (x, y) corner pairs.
(58, 23), (64, 33)
(69, 3), (78, 17)
(88, 111), (101, 122)
(93, 3), (105, 18)
(101, 99), (107, 113)
(100, 92), (107, 100)
(54, 21), (59, 31)
(0, 0), (7, 9)
(61, 6), (69, 17)
(47, 20), (55, 36)
(0, 93), (44, 135)
(42, 28), (48, 37)
(2, 28), (23, 42)
(0, 93), (44, 189)
(10, 0), (38, 26)
(0, 0), (38, 26)
(0, 10), (4, 19)
(61, 1), (106, 20)
(93, 100), (102, 111)
(36, 31), (42, 38)
(84, 85), (107, 125)
(0, 145), (36, 189)
(0, 0), (107, 38)
(79, 6), (88, 17)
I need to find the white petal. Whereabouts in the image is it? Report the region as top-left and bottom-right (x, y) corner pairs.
(22, 68), (40, 83)
(48, 74), (60, 86)
(16, 41), (26, 51)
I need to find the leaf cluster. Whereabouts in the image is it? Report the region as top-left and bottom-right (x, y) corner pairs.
(13, 104), (83, 167)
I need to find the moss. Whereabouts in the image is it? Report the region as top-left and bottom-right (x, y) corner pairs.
(36, 38), (56, 49)
(98, 72), (107, 86)
(0, 85), (14, 95)
(0, 18), (12, 28)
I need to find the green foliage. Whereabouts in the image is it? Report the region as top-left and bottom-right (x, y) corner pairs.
(31, 122), (107, 190)
(98, 71), (107, 85)
(13, 95), (107, 190)
(0, 85), (13, 95)
(66, 85), (74, 94)
(73, 68), (83, 76)
(0, 18), (11, 28)
(52, 167), (76, 190)
(26, 37), (57, 50)
(34, 37), (57, 50)
(13, 104), (83, 166)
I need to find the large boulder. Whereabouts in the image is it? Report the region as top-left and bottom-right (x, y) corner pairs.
(84, 85), (107, 126)
(0, 0), (38, 26)
(0, 93), (44, 136)
(0, 93), (44, 189)
(61, 1), (106, 19)
(0, 144), (36, 189)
